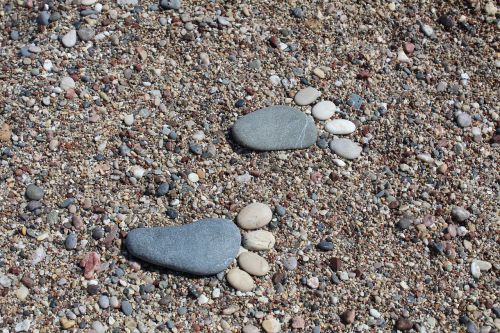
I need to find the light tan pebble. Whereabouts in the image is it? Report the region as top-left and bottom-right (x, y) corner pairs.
(237, 202), (272, 230)
(473, 259), (492, 271)
(313, 67), (326, 79)
(226, 268), (255, 292)
(485, 2), (497, 15)
(312, 101), (336, 120)
(60, 318), (76, 329)
(294, 87), (321, 106)
(0, 123), (12, 142)
(16, 285), (29, 300)
(438, 163), (448, 174)
(238, 252), (270, 276)
(262, 318), (281, 333)
(200, 52), (210, 66)
(417, 154), (434, 164)
(81, 0), (97, 4)
(242, 324), (260, 333)
(243, 230), (275, 251)
(397, 50), (411, 63)
(60, 76), (75, 90)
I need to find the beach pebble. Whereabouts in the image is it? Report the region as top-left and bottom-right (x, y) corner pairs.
(62, 30), (77, 48)
(65, 233), (77, 250)
(242, 325), (260, 333)
(330, 138), (362, 160)
(262, 318), (281, 333)
(237, 203), (272, 230)
(325, 119), (356, 135)
(226, 268), (255, 292)
(451, 206), (470, 222)
(238, 252), (270, 276)
(456, 112), (472, 128)
(232, 105), (317, 151)
(124, 114), (134, 126)
(471, 261), (481, 279)
(312, 101), (336, 120)
(60, 77), (75, 90)
(243, 230), (276, 251)
(160, 0), (181, 10)
(125, 219), (241, 275)
(294, 87), (321, 105)
(473, 259), (492, 271)
(25, 184), (44, 200)
(37, 11), (50, 26)
(98, 295), (110, 309)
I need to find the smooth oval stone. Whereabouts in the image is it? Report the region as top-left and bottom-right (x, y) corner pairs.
(330, 138), (362, 160)
(325, 119), (356, 135)
(238, 252), (270, 276)
(62, 30), (77, 48)
(232, 106), (317, 151)
(25, 184), (44, 200)
(125, 219), (241, 275)
(294, 87), (321, 105)
(312, 101), (336, 120)
(243, 230), (275, 251)
(262, 318), (281, 333)
(227, 268), (255, 292)
(237, 203), (272, 230)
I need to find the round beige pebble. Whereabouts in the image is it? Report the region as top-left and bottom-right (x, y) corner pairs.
(243, 230), (275, 251)
(238, 252), (270, 276)
(226, 268), (255, 292)
(262, 318), (281, 333)
(242, 324), (260, 333)
(237, 202), (272, 230)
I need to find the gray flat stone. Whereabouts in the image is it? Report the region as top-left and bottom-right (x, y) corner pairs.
(232, 106), (317, 151)
(125, 218), (241, 275)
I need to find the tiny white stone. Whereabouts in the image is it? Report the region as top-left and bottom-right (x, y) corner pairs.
(212, 288), (221, 298)
(81, 0), (97, 5)
(325, 119), (356, 135)
(95, 3), (103, 12)
(417, 153), (434, 164)
(312, 101), (336, 120)
(269, 75), (281, 86)
(243, 230), (276, 251)
(124, 114), (134, 126)
(473, 259), (492, 271)
(188, 173), (199, 182)
(192, 131), (205, 141)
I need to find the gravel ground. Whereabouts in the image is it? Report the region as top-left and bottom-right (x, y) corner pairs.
(0, 0), (499, 332)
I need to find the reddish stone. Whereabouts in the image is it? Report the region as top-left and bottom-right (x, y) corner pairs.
(357, 70), (371, 80)
(80, 252), (100, 279)
(21, 275), (34, 288)
(395, 318), (414, 330)
(330, 257), (342, 271)
(269, 36), (280, 48)
(292, 316), (305, 329)
(404, 42), (415, 54)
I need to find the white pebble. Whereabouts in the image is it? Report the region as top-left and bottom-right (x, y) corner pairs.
(124, 114), (134, 126)
(188, 173), (199, 182)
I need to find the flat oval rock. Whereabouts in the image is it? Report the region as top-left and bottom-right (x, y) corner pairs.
(232, 106), (317, 151)
(237, 202), (272, 230)
(125, 219), (241, 275)
(330, 138), (362, 160)
(238, 251), (270, 276)
(243, 230), (276, 251)
(325, 119), (356, 135)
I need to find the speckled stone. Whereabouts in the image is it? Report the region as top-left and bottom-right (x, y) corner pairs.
(232, 105), (317, 151)
(125, 219), (241, 275)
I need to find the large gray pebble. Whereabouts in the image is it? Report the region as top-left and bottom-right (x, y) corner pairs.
(232, 105), (317, 151)
(160, 0), (181, 9)
(25, 184), (44, 200)
(125, 219), (240, 275)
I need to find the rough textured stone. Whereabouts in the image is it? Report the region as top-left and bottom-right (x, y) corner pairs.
(232, 106), (317, 151)
(125, 219), (240, 275)
(294, 87), (321, 105)
(242, 230), (275, 251)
